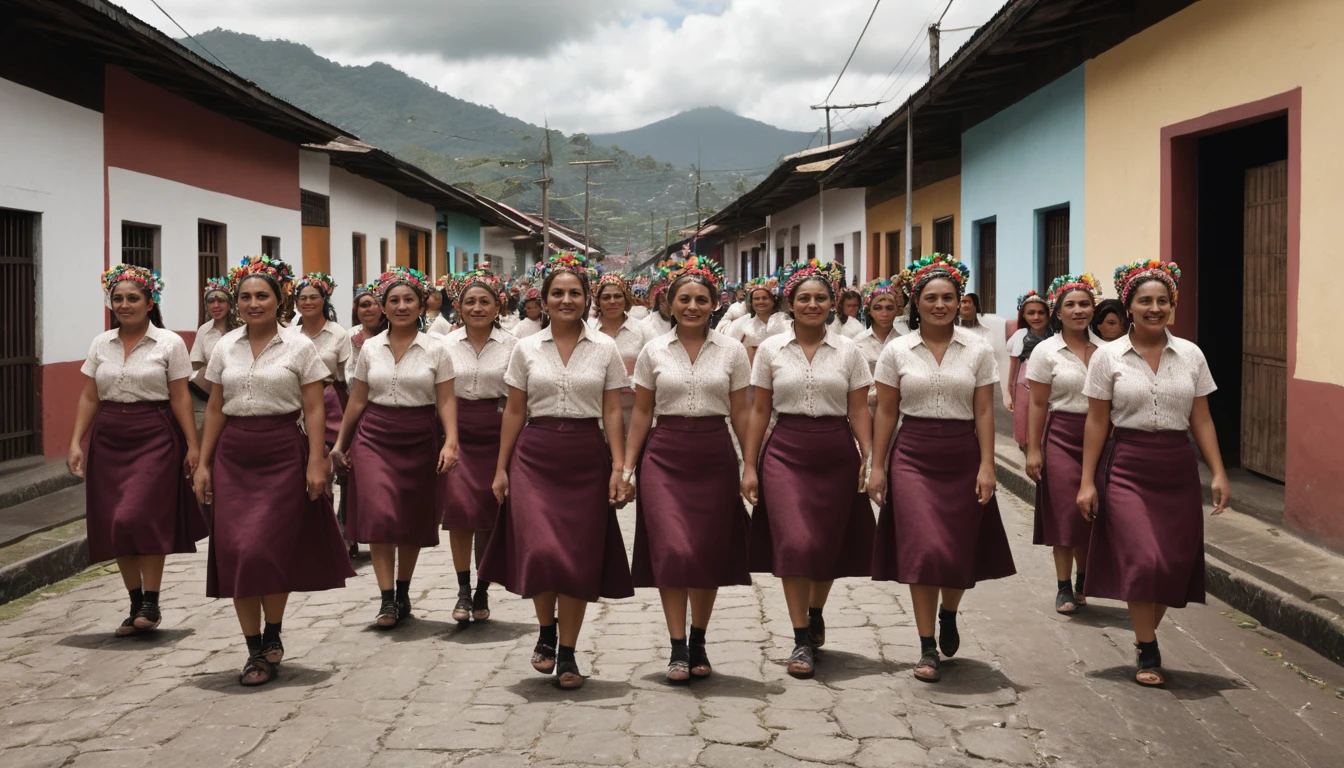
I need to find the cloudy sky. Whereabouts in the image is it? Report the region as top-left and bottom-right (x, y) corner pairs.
(120, 0), (1004, 134)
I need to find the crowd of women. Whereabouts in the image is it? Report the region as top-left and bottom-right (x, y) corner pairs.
(71, 245), (1229, 692)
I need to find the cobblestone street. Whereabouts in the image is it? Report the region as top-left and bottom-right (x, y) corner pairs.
(2, 493), (1341, 768)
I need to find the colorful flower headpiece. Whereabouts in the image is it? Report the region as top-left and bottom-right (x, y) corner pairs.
(352, 282), (379, 300)
(664, 256), (724, 292)
(899, 253), (968, 299)
(102, 264), (164, 305)
(375, 266), (430, 300)
(1114, 259), (1181, 305)
(1016, 289), (1047, 313)
(861, 278), (902, 306)
(629, 276), (650, 298)
(457, 269), (506, 303)
(227, 255), (296, 296)
(523, 287), (542, 303)
(781, 259), (844, 300)
(1046, 273), (1101, 311)
(435, 273), (457, 295)
(295, 272), (336, 298)
(532, 252), (592, 285)
(203, 276), (230, 299)
(745, 274), (781, 298)
(596, 272), (628, 291)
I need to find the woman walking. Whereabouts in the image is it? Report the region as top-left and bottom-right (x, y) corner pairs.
(1025, 274), (1102, 615)
(441, 269), (517, 625)
(289, 273), (351, 448)
(1077, 260), (1230, 687)
(590, 272), (643, 428)
(740, 260), (874, 679)
(479, 253), (634, 690)
(868, 254), (1016, 683)
(727, 275), (786, 363)
(1090, 298), (1128, 342)
(69, 265), (207, 636)
(331, 267), (459, 628)
(189, 276), (236, 397)
(195, 255), (354, 686)
(620, 257), (752, 683)
(1006, 291), (1052, 450)
(853, 279), (904, 418)
(514, 288), (546, 339)
(830, 287), (866, 339)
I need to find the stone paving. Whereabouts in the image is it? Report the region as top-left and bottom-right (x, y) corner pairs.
(2, 493), (1342, 768)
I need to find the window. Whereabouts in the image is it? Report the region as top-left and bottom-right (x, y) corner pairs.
(741, 250), (750, 282)
(353, 234), (366, 286)
(806, 244), (816, 260)
(379, 238), (389, 274)
(790, 225), (801, 262)
(933, 216), (954, 256)
(1043, 207), (1070, 293)
(198, 222), (225, 325)
(977, 221), (997, 314)
(407, 230), (421, 271)
(261, 236), (280, 258)
(776, 248), (785, 269)
(870, 233), (881, 282)
(885, 232), (900, 278)
(121, 223), (158, 270)
(300, 190), (329, 227)
(910, 226), (922, 263)
(833, 243), (844, 265)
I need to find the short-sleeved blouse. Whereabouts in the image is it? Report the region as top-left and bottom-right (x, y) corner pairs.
(513, 317), (544, 339)
(1025, 333), (1102, 414)
(444, 326), (517, 401)
(1007, 327), (1050, 360)
(206, 327), (328, 417)
(354, 331), (455, 408)
(285, 320), (350, 383)
(633, 330), (750, 417)
(81, 325), (192, 403)
(875, 327), (998, 421)
(639, 312), (673, 347)
(1082, 330), (1216, 432)
(750, 329), (872, 418)
(427, 316), (454, 337)
(830, 316), (866, 339)
(504, 324), (630, 419)
(190, 321), (227, 369)
(732, 312), (788, 349)
(590, 316), (644, 375)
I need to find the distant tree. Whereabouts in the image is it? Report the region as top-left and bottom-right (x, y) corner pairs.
(570, 133), (593, 147)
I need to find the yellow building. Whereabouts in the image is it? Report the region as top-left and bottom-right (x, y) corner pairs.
(863, 174), (961, 281)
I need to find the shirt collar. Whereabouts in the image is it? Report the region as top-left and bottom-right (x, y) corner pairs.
(911, 327), (972, 348)
(539, 322), (592, 344)
(1115, 328), (1181, 357)
(781, 326), (841, 348)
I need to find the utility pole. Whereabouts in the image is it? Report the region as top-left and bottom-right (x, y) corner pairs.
(568, 159), (615, 256)
(534, 124), (554, 259)
(810, 101), (883, 146)
(929, 24), (940, 76)
(664, 218), (670, 254)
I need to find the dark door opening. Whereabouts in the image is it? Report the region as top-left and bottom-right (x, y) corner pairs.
(0, 208), (39, 461)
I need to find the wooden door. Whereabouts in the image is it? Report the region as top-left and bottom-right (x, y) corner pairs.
(198, 222), (224, 325)
(1241, 160), (1288, 481)
(0, 209), (39, 461)
(1044, 208), (1070, 291)
(978, 221), (997, 314)
(885, 232), (899, 278)
(910, 226), (922, 263)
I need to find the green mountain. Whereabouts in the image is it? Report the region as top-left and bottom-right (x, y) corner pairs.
(179, 30), (784, 253)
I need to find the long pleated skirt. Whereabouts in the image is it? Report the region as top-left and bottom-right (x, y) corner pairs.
(84, 401), (207, 563)
(1033, 411), (1092, 548)
(1086, 428), (1205, 608)
(749, 414), (874, 580)
(478, 418), (634, 602)
(206, 413), (355, 598)
(440, 398), (503, 531)
(1012, 362), (1030, 447)
(631, 416), (751, 589)
(346, 403), (441, 547)
(873, 417), (1016, 588)
(323, 384), (343, 446)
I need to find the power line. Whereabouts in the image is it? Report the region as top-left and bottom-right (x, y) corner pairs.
(937, 0), (957, 26)
(869, 0), (943, 102)
(819, 0), (884, 106)
(149, 0), (233, 73)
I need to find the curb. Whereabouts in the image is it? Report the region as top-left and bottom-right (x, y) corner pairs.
(0, 469), (81, 512)
(0, 536), (91, 606)
(993, 454), (1344, 666)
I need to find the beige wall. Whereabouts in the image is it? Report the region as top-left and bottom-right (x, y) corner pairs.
(1084, 0), (1344, 385)
(866, 175), (961, 278)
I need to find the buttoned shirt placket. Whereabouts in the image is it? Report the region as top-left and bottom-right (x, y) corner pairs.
(111, 334), (153, 400)
(245, 335), (284, 415)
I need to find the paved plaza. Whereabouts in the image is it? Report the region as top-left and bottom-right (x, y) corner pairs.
(2, 493), (1341, 768)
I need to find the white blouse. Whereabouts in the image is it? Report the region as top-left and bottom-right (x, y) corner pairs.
(875, 327), (998, 421)
(1082, 330), (1216, 432)
(354, 331), (456, 408)
(590, 316), (644, 376)
(1026, 334), (1102, 414)
(639, 312), (673, 347)
(427, 316), (454, 337)
(628, 305), (650, 322)
(513, 317), (544, 339)
(633, 330), (750, 418)
(285, 320), (350, 384)
(444, 326), (517, 400)
(81, 325), (192, 403)
(750, 330), (873, 418)
(504, 324), (630, 419)
(722, 301), (748, 324)
(829, 316), (866, 339)
(190, 321), (227, 370)
(206, 327), (328, 417)
(852, 326), (901, 411)
(499, 313), (520, 332)
(730, 312), (788, 349)
(1007, 327), (1050, 359)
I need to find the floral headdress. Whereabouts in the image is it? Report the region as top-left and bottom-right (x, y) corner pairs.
(745, 274), (780, 298)
(596, 272), (629, 292)
(629, 276), (650, 298)
(861, 278), (902, 306)
(102, 264), (164, 305)
(203, 276), (230, 300)
(899, 253), (968, 300)
(435, 272), (457, 297)
(523, 287), (542, 303)
(1046, 273), (1101, 312)
(1016, 289), (1047, 313)
(375, 266), (430, 300)
(227, 254), (296, 297)
(1114, 259), (1181, 305)
(781, 259), (844, 300)
(352, 282), (379, 300)
(532, 252), (592, 285)
(664, 256), (724, 292)
(457, 269), (506, 303)
(295, 272), (336, 298)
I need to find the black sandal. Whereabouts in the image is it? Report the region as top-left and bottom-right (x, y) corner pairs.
(397, 593), (413, 621)
(555, 660), (584, 689)
(114, 616), (139, 638)
(375, 596), (401, 629)
(262, 638), (284, 665)
(133, 603), (161, 631)
(1135, 641), (1166, 687)
(239, 653), (277, 686)
(689, 644), (712, 678)
(531, 643), (557, 674)
(666, 659), (691, 683)
(787, 644), (815, 678)
(472, 587), (490, 622)
(808, 613), (826, 648)
(914, 650), (941, 683)
(938, 608), (960, 657)
(1075, 572), (1087, 606)
(1056, 585), (1079, 615)
(452, 587), (473, 623)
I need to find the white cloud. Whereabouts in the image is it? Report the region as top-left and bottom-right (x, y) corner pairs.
(119, 0), (1004, 134)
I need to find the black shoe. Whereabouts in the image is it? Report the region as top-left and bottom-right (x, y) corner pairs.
(787, 644), (815, 678)
(938, 609), (960, 658)
(453, 586), (472, 623)
(689, 644), (712, 678)
(1056, 584), (1080, 615)
(808, 613), (826, 648)
(261, 638), (284, 665)
(397, 594), (412, 620)
(114, 616), (139, 638)
(375, 596), (401, 629)
(132, 603), (161, 631)
(531, 643), (557, 674)
(472, 587), (491, 621)
(555, 660), (585, 689)
(914, 649), (941, 683)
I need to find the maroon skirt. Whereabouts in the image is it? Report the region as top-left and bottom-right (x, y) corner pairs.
(478, 418), (634, 602)
(440, 399), (503, 531)
(1012, 363), (1030, 446)
(749, 415), (874, 580)
(631, 416), (751, 589)
(1086, 428), (1205, 608)
(84, 401), (207, 563)
(206, 413), (355, 599)
(873, 417), (1016, 588)
(1033, 411), (1092, 548)
(323, 384), (343, 446)
(346, 403), (441, 547)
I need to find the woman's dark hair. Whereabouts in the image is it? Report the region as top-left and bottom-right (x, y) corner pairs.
(350, 292), (388, 335)
(1121, 274), (1176, 308)
(863, 292), (900, 329)
(108, 279), (165, 329)
(957, 292), (982, 328)
(297, 282), (338, 324)
(379, 279), (429, 332)
(540, 269), (589, 329)
(666, 275), (716, 332)
(593, 280), (633, 319)
(746, 286), (780, 318)
(204, 290), (240, 331)
(837, 289), (861, 325)
(1016, 296), (1050, 338)
(907, 273), (962, 331)
(236, 273), (288, 321)
(785, 275), (836, 322)
(1049, 287), (1096, 332)
(1091, 298), (1128, 336)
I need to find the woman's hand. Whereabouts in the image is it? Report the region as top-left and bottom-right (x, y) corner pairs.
(867, 467), (887, 507)
(305, 458), (330, 501)
(975, 462), (997, 505)
(617, 478), (635, 504)
(67, 444), (84, 478)
(329, 446), (350, 472)
(857, 455), (869, 493)
(1077, 482), (1098, 522)
(194, 466), (213, 506)
(1210, 472), (1231, 515)
(437, 441), (459, 474)
(1025, 448), (1043, 483)
(492, 469), (509, 505)
(183, 446), (200, 478)
(608, 468), (623, 507)
(740, 469), (760, 507)
(1003, 392), (1014, 412)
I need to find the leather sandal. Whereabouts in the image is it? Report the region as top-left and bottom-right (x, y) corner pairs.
(938, 608), (960, 657)
(472, 587), (490, 621)
(808, 613), (826, 648)
(666, 659), (691, 683)
(1074, 573), (1087, 606)
(1135, 642), (1166, 687)
(375, 596), (401, 629)
(114, 616), (139, 638)
(689, 645), (712, 678)
(1056, 585), (1079, 615)
(262, 638), (284, 665)
(397, 593), (413, 620)
(914, 649), (941, 683)
(239, 653), (277, 686)
(452, 587), (473, 623)
(555, 660), (585, 689)
(787, 644), (815, 678)
(531, 643), (557, 674)
(132, 603), (161, 631)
